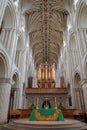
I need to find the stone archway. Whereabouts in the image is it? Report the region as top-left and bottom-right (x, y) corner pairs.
(74, 73), (84, 110)
(9, 72), (19, 111)
(74, 1), (87, 113)
(0, 52), (11, 123)
(0, 1), (17, 56)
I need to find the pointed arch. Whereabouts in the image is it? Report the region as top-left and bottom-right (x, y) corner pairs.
(11, 69), (21, 88)
(6, 0), (17, 29)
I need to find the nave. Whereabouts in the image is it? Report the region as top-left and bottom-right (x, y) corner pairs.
(0, 0), (87, 130)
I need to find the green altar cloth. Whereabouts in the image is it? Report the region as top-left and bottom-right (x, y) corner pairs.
(29, 108), (64, 121)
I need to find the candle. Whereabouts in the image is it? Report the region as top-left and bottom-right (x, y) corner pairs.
(46, 97), (47, 106)
(37, 97), (39, 109)
(55, 97), (56, 103)
(55, 97), (57, 109)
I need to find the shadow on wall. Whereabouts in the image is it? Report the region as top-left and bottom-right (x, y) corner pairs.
(42, 100), (51, 109)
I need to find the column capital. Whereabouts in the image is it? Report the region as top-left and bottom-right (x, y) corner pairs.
(80, 79), (87, 86)
(0, 78), (11, 83)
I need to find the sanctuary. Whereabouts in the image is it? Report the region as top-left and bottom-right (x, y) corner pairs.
(26, 63), (68, 110)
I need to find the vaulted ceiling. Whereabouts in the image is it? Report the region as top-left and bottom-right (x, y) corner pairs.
(21, 0), (69, 67)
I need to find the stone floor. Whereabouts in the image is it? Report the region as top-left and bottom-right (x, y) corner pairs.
(1, 117), (87, 130)
(2, 118), (87, 130)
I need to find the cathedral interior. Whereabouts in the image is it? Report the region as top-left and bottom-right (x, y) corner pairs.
(0, 0), (87, 130)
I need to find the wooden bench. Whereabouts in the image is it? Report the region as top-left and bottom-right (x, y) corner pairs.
(9, 110), (21, 119)
(9, 109), (32, 119)
(73, 109), (85, 119)
(18, 109), (32, 118)
(62, 109), (85, 120)
(62, 109), (75, 119)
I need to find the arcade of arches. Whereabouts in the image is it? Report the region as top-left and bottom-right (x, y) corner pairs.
(0, 0), (87, 128)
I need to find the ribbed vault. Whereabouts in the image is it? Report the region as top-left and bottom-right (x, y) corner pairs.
(21, 0), (68, 66)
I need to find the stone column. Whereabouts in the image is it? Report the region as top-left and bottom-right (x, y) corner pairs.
(81, 79), (87, 113)
(15, 51), (20, 66)
(66, 48), (73, 79)
(0, 78), (11, 123)
(79, 29), (86, 52)
(77, 29), (83, 59)
(9, 30), (16, 59)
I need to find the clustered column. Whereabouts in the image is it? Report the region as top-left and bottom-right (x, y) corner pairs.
(81, 79), (87, 113)
(0, 78), (11, 123)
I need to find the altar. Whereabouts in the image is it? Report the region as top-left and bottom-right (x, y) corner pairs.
(26, 63), (68, 110)
(29, 108), (64, 121)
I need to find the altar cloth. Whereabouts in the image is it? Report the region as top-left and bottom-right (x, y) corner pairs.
(29, 108), (64, 121)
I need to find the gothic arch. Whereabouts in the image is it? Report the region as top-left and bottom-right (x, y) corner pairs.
(11, 69), (20, 88)
(0, 49), (10, 77)
(6, 0), (17, 29)
(0, 50), (11, 123)
(9, 71), (20, 110)
(74, 72), (81, 88)
(73, 72), (85, 110)
(12, 72), (20, 88)
(0, 0), (17, 54)
(1, 0), (17, 30)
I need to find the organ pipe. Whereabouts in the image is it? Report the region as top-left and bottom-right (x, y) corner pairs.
(38, 63), (55, 81)
(41, 68), (44, 80)
(38, 64), (41, 81)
